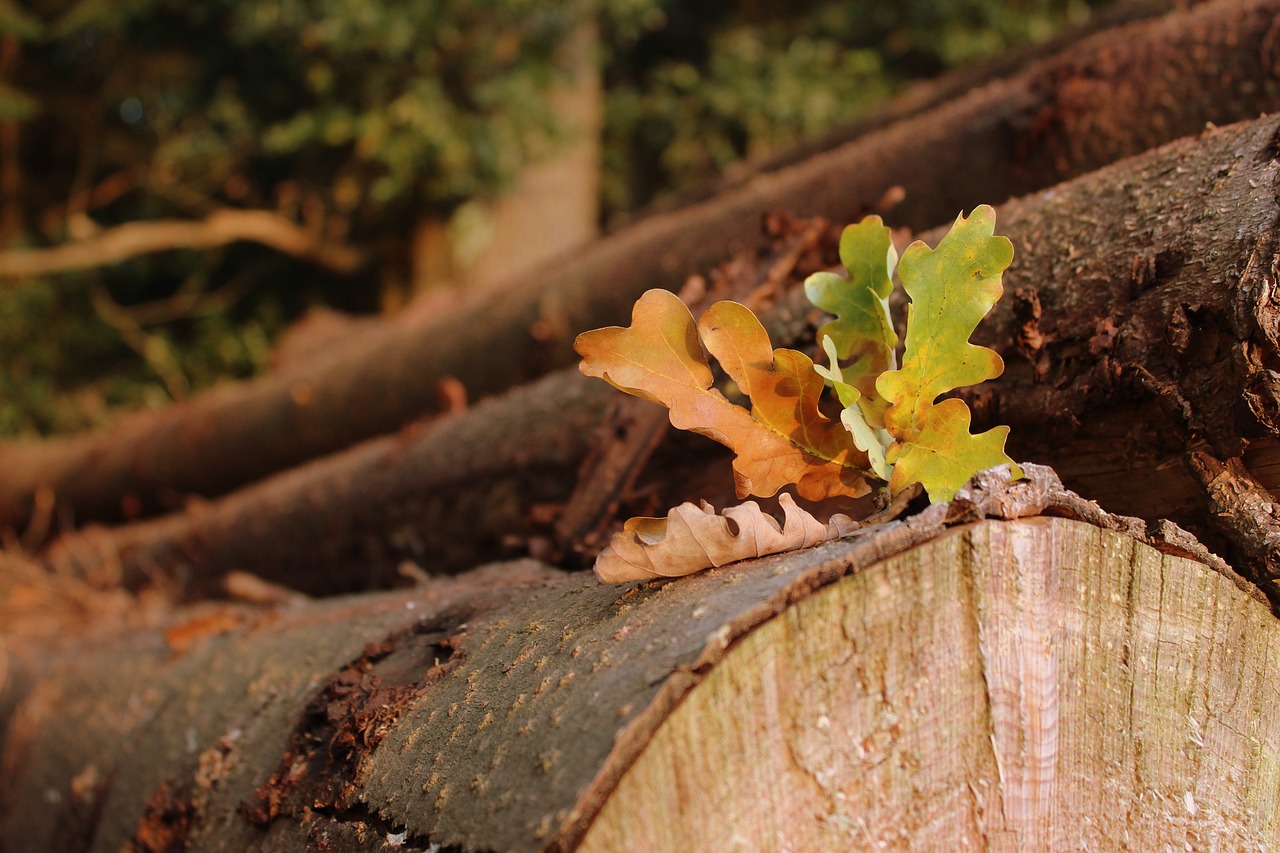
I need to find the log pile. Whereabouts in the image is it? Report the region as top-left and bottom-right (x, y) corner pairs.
(4, 2), (1280, 850)
(2, 0), (1278, 532)
(33, 111), (1280, 602)
(3, 470), (1276, 851)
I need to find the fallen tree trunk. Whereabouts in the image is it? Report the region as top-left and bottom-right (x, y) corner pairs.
(664, 0), (1180, 208)
(46, 370), (617, 596)
(3, 0), (1278, 531)
(3, 469), (1276, 851)
(39, 222), (830, 596)
(49, 113), (1280, 600)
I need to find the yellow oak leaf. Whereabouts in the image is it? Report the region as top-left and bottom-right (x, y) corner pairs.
(872, 205), (1020, 501)
(877, 205), (1013, 439)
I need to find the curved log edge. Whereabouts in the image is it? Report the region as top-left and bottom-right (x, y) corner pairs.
(0, 466), (1273, 852)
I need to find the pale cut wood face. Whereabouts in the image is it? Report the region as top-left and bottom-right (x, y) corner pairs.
(583, 518), (1280, 853)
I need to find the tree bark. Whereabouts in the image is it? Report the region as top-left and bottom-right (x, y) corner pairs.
(2, 0), (1277, 531)
(974, 114), (1280, 586)
(44, 113), (1280, 601)
(2, 468), (1275, 852)
(45, 370), (616, 597)
(662, 0), (1181, 209)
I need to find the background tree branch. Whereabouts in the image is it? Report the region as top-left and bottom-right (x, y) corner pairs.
(0, 208), (364, 279)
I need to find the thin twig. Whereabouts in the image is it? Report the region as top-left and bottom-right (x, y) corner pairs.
(88, 278), (190, 399)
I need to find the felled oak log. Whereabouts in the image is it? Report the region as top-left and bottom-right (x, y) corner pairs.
(46, 370), (615, 596)
(2, 469), (1276, 851)
(3, 0), (1277, 531)
(49, 112), (1280, 600)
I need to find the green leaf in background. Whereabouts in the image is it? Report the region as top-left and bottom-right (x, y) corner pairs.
(0, 0), (43, 41)
(0, 82), (38, 122)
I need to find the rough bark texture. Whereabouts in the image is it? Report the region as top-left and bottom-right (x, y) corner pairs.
(2, 0), (1276, 531)
(974, 113), (1280, 590)
(46, 113), (1280, 602)
(45, 370), (615, 597)
(2, 468), (1274, 852)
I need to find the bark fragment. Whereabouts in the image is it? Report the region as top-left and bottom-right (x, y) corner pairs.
(1186, 451), (1280, 598)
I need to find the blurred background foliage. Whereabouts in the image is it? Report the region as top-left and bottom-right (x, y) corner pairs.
(0, 0), (1100, 437)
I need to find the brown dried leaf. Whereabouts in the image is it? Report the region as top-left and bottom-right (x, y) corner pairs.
(594, 493), (858, 583)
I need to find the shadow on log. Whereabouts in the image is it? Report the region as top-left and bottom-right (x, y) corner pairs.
(2, 469), (1276, 851)
(2, 0), (1278, 531)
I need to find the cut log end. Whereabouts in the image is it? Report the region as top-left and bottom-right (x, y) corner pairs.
(3, 505), (1276, 852)
(580, 518), (1280, 851)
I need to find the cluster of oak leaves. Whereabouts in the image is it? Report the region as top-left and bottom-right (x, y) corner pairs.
(575, 205), (1021, 582)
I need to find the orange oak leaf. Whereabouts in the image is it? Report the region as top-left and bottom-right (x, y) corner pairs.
(575, 288), (870, 501)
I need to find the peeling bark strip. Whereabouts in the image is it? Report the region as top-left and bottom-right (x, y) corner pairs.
(1185, 452), (1280, 595)
(2, 470), (1276, 851)
(2, 0), (1277, 531)
(240, 620), (458, 830)
(48, 113), (1280, 599)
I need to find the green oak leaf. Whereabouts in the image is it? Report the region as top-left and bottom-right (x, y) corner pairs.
(876, 204), (1012, 439)
(871, 204), (1019, 502)
(885, 398), (1020, 502)
(812, 334), (859, 408)
(804, 215), (897, 417)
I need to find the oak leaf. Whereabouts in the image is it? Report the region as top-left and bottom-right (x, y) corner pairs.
(594, 493), (858, 583)
(884, 398), (1013, 499)
(574, 288), (870, 501)
(804, 215), (898, 414)
(813, 335), (893, 481)
(877, 205), (1010, 435)
(874, 205), (1020, 501)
